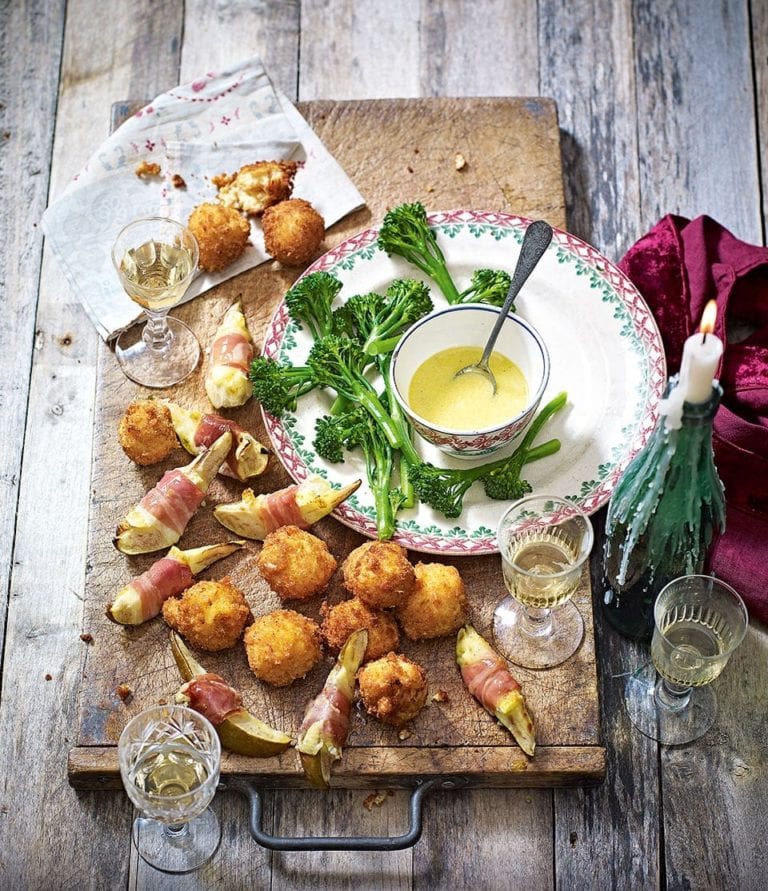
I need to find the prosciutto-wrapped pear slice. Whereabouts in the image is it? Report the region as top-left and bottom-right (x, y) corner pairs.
(456, 624), (536, 757)
(170, 632), (292, 757)
(107, 540), (244, 625)
(114, 431), (232, 555)
(165, 401), (269, 481)
(213, 475), (361, 540)
(297, 629), (368, 788)
(205, 300), (254, 409)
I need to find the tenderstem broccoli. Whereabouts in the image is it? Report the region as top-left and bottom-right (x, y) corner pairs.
(314, 407), (400, 539)
(457, 268), (514, 308)
(306, 336), (403, 450)
(377, 202), (462, 303)
(249, 356), (316, 416)
(284, 271), (344, 340)
(345, 279), (434, 356)
(410, 391), (568, 518)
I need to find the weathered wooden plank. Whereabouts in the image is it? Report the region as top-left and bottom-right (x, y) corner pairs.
(536, 4), (662, 887)
(180, 0), (300, 99)
(0, 1), (184, 888)
(70, 744), (606, 790)
(538, 0), (641, 260)
(633, 0), (761, 243)
(661, 622), (768, 890)
(554, 515), (661, 888)
(754, 0), (768, 239)
(0, 0), (65, 660)
(300, 0), (421, 99)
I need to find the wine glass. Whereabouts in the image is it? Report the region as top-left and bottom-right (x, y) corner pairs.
(112, 216), (201, 388)
(118, 704), (222, 874)
(493, 494), (594, 669)
(624, 575), (748, 745)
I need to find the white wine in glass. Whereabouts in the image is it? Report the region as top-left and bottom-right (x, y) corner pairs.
(624, 575), (748, 745)
(119, 704), (221, 874)
(112, 217), (201, 388)
(494, 494), (593, 670)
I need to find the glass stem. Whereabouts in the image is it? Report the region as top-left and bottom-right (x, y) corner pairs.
(163, 822), (190, 839)
(142, 309), (172, 352)
(521, 606), (554, 638)
(655, 677), (692, 712)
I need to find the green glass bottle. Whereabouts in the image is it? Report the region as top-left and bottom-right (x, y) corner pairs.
(601, 378), (726, 640)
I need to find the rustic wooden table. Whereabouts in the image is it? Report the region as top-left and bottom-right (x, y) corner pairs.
(2, 1), (766, 888)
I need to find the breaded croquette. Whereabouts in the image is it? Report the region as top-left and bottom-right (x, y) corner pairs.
(396, 562), (468, 640)
(256, 525), (337, 602)
(162, 577), (251, 652)
(321, 597), (400, 663)
(262, 198), (325, 266)
(357, 652), (428, 726)
(188, 203), (251, 272)
(118, 400), (179, 465)
(243, 609), (323, 687)
(214, 160), (299, 215)
(342, 541), (415, 609)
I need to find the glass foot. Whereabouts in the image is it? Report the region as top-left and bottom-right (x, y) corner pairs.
(115, 316), (200, 388)
(492, 596), (584, 669)
(624, 663), (717, 745)
(133, 808), (221, 874)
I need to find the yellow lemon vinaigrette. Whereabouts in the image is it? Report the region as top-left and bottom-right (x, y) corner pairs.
(408, 346), (528, 430)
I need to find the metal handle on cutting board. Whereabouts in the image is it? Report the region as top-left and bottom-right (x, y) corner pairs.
(221, 776), (462, 851)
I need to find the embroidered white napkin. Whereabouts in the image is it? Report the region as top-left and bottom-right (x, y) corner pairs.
(41, 58), (365, 341)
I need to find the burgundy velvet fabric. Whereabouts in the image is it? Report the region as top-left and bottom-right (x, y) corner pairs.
(620, 215), (768, 625)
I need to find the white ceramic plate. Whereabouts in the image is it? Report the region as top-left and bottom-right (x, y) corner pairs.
(262, 210), (666, 555)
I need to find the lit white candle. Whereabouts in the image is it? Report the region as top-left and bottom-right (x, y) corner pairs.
(660, 300), (723, 429)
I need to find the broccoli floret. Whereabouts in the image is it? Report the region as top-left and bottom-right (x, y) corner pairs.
(377, 202), (462, 303)
(249, 356), (315, 416)
(458, 268), (513, 308)
(306, 336), (402, 450)
(410, 392), (568, 517)
(284, 271), (343, 340)
(313, 407), (399, 540)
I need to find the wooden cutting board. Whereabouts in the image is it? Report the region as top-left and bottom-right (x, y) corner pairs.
(68, 97), (605, 789)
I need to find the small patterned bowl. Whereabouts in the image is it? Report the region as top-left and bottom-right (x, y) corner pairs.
(389, 304), (550, 458)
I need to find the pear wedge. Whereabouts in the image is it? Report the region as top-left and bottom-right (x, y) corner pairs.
(114, 431), (232, 555)
(456, 624), (536, 757)
(214, 476), (361, 540)
(297, 629), (368, 788)
(164, 401), (269, 481)
(107, 540), (244, 625)
(205, 300), (254, 409)
(169, 632), (292, 758)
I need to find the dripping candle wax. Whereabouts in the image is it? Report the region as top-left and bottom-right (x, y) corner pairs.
(660, 300), (723, 429)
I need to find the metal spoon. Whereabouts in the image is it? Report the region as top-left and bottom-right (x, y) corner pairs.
(455, 219), (553, 393)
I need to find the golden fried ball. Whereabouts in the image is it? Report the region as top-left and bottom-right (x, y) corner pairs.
(357, 653), (428, 726)
(215, 161), (299, 215)
(188, 203), (250, 272)
(396, 562), (468, 640)
(321, 597), (400, 663)
(262, 198), (325, 266)
(243, 609), (323, 687)
(162, 577), (251, 652)
(256, 525), (337, 601)
(342, 541), (415, 609)
(118, 400), (179, 465)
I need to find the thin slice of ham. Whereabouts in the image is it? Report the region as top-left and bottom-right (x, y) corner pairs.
(260, 485), (306, 533)
(461, 656), (521, 712)
(130, 557), (194, 621)
(139, 470), (204, 535)
(212, 332), (253, 374)
(183, 673), (242, 726)
(194, 414), (242, 475)
(299, 685), (351, 748)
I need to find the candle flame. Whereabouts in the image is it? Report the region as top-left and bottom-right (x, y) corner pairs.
(699, 300), (717, 336)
